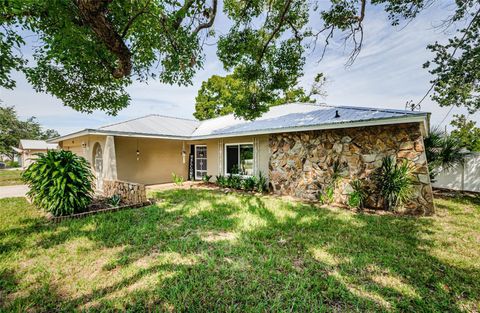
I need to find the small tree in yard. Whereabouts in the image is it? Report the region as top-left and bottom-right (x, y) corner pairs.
(22, 150), (94, 216)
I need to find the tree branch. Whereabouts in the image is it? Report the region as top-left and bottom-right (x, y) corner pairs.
(120, 0), (151, 38)
(75, 0), (132, 79)
(193, 0), (218, 34)
(258, 0), (293, 62)
(172, 0), (196, 30)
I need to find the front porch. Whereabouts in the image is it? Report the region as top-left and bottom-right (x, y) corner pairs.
(59, 134), (270, 188)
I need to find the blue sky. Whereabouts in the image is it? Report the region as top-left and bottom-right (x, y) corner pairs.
(0, 1), (478, 135)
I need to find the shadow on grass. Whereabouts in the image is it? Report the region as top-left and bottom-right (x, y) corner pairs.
(1, 189), (479, 312)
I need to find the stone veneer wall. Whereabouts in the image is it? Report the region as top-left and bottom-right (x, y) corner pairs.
(269, 123), (434, 215)
(103, 180), (147, 205)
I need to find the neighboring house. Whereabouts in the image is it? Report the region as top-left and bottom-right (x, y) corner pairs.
(50, 103), (434, 214)
(15, 140), (59, 168)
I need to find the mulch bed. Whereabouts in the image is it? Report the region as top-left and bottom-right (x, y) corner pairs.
(47, 198), (153, 223)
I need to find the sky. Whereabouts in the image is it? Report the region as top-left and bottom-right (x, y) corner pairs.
(0, 1), (478, 135)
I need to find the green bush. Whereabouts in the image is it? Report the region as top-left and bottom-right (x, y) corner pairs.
(215, 173), (268, 193)
(374, 156), (415, 211)
(256, 172), (268, 193)
(227, 174), (242, 189)
(202, 175), (212, 183)
(172, 172), (184, 186)
(109, 194), (122, 207)
(317, 160), (347, 204)
(347, 179), (367, 209)
(215, 175), (227, 187)
(6, 161), (20, 168)
(318, 185), (335, 205)
(22, 150), (94, 216)
(242, 176), (256, 191)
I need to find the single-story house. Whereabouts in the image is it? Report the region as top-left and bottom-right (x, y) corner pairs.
(50, 103), (434, 214)
(14, 139), (59, 168)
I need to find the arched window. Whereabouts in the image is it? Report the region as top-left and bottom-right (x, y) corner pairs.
(93, 143), (103, 174)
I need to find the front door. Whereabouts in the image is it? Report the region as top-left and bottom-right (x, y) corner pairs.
(195, 145), (207, 180)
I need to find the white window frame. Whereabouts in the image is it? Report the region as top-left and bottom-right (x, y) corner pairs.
(224, 142), (254, 177)
(194, 145), (207, 180)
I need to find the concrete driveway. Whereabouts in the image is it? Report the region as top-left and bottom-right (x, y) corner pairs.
(0, 185), (29, 198)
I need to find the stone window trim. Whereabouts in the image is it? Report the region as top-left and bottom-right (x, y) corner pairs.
(224, 142), (254, 177)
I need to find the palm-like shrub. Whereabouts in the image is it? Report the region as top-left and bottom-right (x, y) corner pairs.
(347, 179), (367, 209)
(22, 150), (94, 216)
(424, 128), (467, 181)
(374, 156), (414, 211)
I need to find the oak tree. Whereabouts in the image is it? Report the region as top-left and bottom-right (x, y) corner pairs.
(194, 72), (326, 120)
(1, 0), (479, 118)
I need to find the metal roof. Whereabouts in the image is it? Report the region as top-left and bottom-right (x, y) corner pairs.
(50, 103), (429, 142)
(19, 140), (58, 150)
(98, 114), (200, 137)
(192, 103), (427, 137)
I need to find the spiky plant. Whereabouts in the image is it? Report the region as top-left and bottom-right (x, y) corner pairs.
(256, 172), (268, 193)
(22, 150), (94, 216)
(374, 156), (415, 211)
(347, 179), (367, 209)
(424, 127), (467, 181)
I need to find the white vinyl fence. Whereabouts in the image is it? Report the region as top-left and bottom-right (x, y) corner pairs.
(432, 152), (480, 192)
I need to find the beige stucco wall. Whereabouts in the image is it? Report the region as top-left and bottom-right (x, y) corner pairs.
(60, 135), (107, 164)
(114, 137), (188, 185)
(59, 134), (270, 185)
(189, 134), (269, 180)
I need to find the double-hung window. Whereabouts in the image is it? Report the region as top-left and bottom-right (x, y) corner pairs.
(225, 143), (254, 176)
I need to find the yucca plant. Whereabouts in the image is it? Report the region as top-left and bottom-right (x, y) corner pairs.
(347, 179), (367, 209)
(374, 156), (414, 211)
(256, 172), (268, 193)
(171, 172), (184, 186)
(215, 175), (227, 187)
(22, 150), (94, 216)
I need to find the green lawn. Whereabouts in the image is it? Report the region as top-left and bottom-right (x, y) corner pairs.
(0, 190), (479, 312)
(0, 169), (23, 186)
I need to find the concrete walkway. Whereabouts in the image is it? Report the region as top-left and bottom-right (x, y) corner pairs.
(0, 185), (29, 198)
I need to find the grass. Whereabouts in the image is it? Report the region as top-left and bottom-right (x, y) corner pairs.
(0, 170), (23, 186)
(0, 190), (479, 312)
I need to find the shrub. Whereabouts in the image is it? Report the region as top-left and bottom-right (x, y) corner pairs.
(6, 160), (20, 168)
(317, 160), (347, 204)
(256, 172), (268, 193)
(374, 156), (415, 211)
(242, 176), (257, 191)
(202, 175), (212, 183)
(318, 185), (335, 204)
(108, 194), (122, 207)
(172, 172), (184, 186)
(347, 179), (367, 209)
(22, 150), (94, 216)
(227, 174), (242, 189)
(215, 175), (227, 187)
(216, 173), (268, 193)
(425, 128), (467, 181)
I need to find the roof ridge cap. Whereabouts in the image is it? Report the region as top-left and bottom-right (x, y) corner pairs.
(149, 114), (199, 122)
(98, 114), (158, 130)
